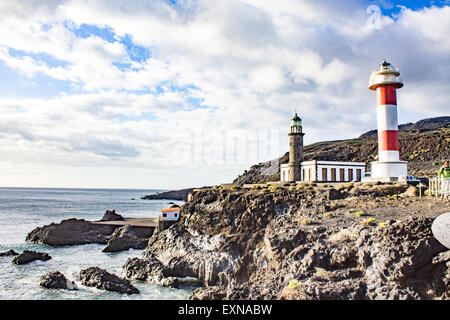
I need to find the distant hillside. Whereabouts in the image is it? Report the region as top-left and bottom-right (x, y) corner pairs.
(233, 116), (450, 184)
(359, 116), (450, 138)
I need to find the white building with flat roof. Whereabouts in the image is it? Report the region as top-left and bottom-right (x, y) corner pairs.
(281, 160), (366, 182)
(160, 207), (180, 221)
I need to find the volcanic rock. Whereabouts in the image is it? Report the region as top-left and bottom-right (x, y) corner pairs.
(123, 255), (203, 288)
(123, 187), (450, 300)
(12, 250), (52, 265)
(190, 286), (227, 300)
(141, 188), (194, 201)
(100, 210), (124, 221)
(26, 218), (117, 246)
(0, 249), (19, 256)
(401, 186), (419, 197)
(327, 188), (347, 200)
(102, 225), (153, 252)
(80, 266), (139, 294)
(40, 271), (77, 290)
(123, 255), (171, 286)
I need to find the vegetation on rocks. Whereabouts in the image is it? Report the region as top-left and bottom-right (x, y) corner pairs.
(122, 183), (450, 300)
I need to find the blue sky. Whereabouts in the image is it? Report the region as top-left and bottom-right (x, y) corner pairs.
(0, 0), (448, 189)
(376, 0), (448, 15)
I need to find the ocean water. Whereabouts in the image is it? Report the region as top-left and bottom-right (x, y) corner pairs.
(0, 187), (191, 300)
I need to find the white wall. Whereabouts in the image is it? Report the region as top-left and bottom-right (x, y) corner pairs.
(316, 165), (365, 182)
(300, 161), (365, 182)
(161, 211), (180, 221)
(281, 161), (366, 182)
(280, 165), (291, 182)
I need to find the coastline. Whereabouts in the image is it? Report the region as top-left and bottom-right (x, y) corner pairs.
(1, 184), (449, 300)
(0, 188), (188, 300)
(127, 183), (450, 300)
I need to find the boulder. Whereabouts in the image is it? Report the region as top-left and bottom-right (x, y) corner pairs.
(0, 249), (19, 256)
(327, 188), (347, 200)
(401, 186), (419, 197)
(125, 224), (237, 287)
(122, 256), (203, 288)
(26, 218), (117, 246)
(100, 210), (124, 221)
(40, 271), (77, 290)
(12, 250), (52, 265)
(190, 286), (226, 300)
(432, 212), (450, 249)
(123, 256), (166, 283)
(102, 225), (153, 252)
(80, 267), (139, 294)
(350, 183), (408, 197)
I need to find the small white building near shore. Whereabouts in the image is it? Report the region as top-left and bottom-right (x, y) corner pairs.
(160, 207), (180, 221)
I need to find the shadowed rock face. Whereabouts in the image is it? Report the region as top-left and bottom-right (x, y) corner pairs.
(122, 255), (203, 288)
(26, 218), (118, 246)
(40, 271), (77, 290)
(123, 186), (450, 300)
(80, 267), (139, 295)
(0, 250), (19, 256)
(12, 250), (51, 265)
(141, 188), (194, 201)
(100, 210), (124, 222)
(102, 225), (153, 252)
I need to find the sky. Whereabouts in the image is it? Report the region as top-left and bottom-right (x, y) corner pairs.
(0, 0), (449, 189)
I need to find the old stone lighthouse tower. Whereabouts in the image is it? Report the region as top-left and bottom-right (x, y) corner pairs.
(286, 113), (304, 182)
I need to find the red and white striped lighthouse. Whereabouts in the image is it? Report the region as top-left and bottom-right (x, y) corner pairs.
(368, 60), (407, 180)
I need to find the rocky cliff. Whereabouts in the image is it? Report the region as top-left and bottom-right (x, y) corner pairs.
(123, 184), (450, 300)
(141, 188), (194, 201)
(233, 116), (450, 184)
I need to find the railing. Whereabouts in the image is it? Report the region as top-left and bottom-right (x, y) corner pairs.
(429, 177), (443, 198)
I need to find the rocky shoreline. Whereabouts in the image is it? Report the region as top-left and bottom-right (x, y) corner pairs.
(10, 210), (156, 295)
(123, 183), (449, 299)
(141, 186), (213, 201)
(11, 182), (450, 299)
(25, 210), (154, 252)
(141, 188), (194, 201)
(12, 250), (52, 265)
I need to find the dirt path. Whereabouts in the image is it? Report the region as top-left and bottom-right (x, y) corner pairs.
(315, 196), (449, 228)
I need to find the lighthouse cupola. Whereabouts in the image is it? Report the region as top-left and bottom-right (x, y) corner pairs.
(368, 60), (403, 90)
(290, 113), (303, 134)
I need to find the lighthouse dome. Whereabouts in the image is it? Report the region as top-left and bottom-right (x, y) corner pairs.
(368, 60), (403, 90)
(291, 113), (302, 127)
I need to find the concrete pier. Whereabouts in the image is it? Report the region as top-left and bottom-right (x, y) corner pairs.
(92, 217), (159, 228)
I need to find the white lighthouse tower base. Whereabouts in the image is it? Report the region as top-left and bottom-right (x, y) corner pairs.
(367, 160), (407, 182)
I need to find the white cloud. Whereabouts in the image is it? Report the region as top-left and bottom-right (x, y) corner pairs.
(0, 1), (448, 188)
